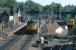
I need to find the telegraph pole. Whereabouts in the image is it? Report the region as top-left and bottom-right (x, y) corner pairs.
(38, 4), (42, 40)
(51, 3), (54, 40)
(51, 3), (54, 23)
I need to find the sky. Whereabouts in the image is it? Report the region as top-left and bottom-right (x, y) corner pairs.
(16, 0), (76, 6)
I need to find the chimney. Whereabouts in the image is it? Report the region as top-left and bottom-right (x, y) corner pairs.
(10, 6), (13, 16)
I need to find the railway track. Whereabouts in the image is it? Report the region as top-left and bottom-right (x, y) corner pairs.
(20, 35), (35, 50)
(0, 35), (24, 50)
(0, 33), (35, 50)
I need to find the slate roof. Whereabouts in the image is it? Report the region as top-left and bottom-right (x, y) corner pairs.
(0, 7), (10, 16)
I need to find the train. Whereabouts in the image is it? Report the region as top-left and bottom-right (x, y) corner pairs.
(26, 18), (75, 34)
(57, 18), (75, 28)
(26, 20), (39, 33)
(67, 18), (75, 28)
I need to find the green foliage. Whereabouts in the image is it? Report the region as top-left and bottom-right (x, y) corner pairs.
(24, 0), (43, 12)
(17, 2), (25, 11)
(63, 5), (75, 12)
(0, 0), (16, 7)
(0, 0), (76, 13)
(43, 5), (51, 12)
(43, 3), (62, 12)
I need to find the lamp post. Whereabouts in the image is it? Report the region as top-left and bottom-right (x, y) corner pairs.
(2, 21), (4, 32)
(59, 5), (61, 20)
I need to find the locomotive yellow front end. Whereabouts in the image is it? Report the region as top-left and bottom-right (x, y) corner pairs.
(31, 24), (38, 32)
(67, 19), (75, 28)
(26, 21), (39, 33)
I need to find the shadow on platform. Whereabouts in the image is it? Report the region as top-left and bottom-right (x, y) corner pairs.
(14, 26), (35, 35)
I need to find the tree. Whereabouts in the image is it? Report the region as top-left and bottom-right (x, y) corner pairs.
(63, 5), (75, 12)
(43, 2), (62, 13)
(0, 0), (16, 7)
(24, 0), (43, 12)
(17, 2), (25, 11)
(43, 5), (51, 13)
(7, 0), (16, 7)
(53, 3), (62, 12)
